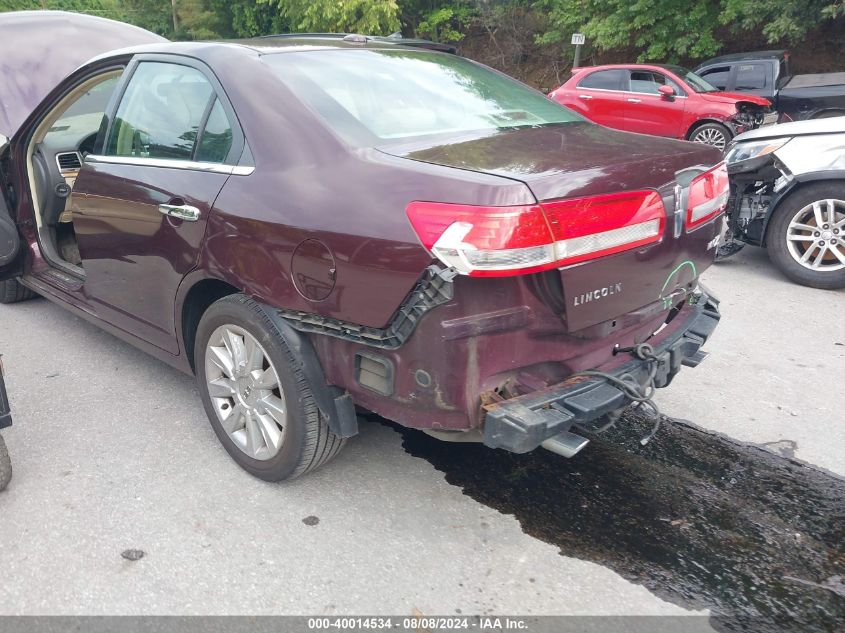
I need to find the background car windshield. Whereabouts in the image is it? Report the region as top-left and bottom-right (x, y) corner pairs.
(263, 49), (582, 145)
(665, 66), (719, 93)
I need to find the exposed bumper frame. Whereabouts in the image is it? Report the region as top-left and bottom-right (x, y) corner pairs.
(482, 289), (721, 453)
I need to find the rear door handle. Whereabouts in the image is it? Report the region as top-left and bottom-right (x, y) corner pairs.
(627, 98), (642, 103)
(159, 203), (201, 222)
(578, 94), (593, 100)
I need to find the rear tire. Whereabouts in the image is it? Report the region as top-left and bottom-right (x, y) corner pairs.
(766, 183), (845, 289)
(688, 122), (732, 152)
(195, 294), (346, 481)
(0, 434), (11, 493)
(0, 279), (36, 304)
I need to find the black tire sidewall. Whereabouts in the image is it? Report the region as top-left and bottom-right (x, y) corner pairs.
(767, 183), (845, 290)
(194, 295), (316, 481)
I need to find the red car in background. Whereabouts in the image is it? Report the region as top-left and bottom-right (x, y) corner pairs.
(549, 64), (772, 150)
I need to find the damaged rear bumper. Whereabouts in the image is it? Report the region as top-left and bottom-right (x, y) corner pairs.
(482, 289), (720, 453)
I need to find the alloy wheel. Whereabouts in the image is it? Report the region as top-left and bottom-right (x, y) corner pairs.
(204, 324), (287, 460)
(691, 127), (727, 151)
(785, 198), (845, 272)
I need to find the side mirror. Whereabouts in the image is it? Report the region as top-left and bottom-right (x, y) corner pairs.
(658, 85), (676, 98)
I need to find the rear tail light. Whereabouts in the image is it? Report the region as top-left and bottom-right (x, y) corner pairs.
(686, 162), (729, 231)
(406, 190), (665, 277)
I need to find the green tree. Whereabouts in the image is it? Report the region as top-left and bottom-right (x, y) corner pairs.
(260, 0), (400, 34)
(534, 0), (845, 63)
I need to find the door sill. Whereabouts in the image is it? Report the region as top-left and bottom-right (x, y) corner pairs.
(31, 266), (84, 292)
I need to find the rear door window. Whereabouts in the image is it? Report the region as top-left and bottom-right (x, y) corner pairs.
(577, 69), (625, 91)
(106, 61), (233, 162)
(698, 66), (731, 91)
(735, 64), (768, 91)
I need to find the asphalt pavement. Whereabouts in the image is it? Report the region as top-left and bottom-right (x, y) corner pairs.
(0, 244), (842, 619)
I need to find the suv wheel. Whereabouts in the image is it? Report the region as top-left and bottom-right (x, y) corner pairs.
(195, 294), (346, 481)
(689, 122), (731, 151)
(767, 183), (845, 289)
(0, 279), (36, 304)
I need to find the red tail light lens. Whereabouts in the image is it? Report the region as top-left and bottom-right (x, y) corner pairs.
(542, 190), (666, 267)
(406, 190), (666, 277)
(687, 162), (729, 231)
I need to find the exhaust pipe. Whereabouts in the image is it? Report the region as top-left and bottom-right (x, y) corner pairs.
(541, 431), (590, 458)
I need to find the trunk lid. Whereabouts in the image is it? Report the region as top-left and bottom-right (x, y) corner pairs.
(0, 11), (165, 139)
(384, 123), (725, 331)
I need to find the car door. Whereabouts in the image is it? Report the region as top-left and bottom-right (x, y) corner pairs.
(623, 70), (687, 138)
(0, 12), (164, 283)
(570, 69), (628, 130)
(0, 134), (22, 280)
(71, 57), (245, 354)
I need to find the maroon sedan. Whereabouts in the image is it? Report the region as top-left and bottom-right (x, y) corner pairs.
(0, 12), (726, 481)
(550, 64), (772, 151)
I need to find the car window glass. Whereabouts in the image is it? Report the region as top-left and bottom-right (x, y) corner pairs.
(577, 69), (624, 91)
(699, 66), (730, 91)
(629, 71), (684, 95)
(264, 50), (582, 146)
(735, 64), (767, 90)
(196, 98), (233, 163)
(106, 62), (213, 160)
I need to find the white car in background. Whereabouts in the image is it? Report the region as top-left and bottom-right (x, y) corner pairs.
(721, 116), (845, 288)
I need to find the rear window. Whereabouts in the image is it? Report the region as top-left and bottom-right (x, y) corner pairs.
(735, 64), (768, 90)
(262, 49), (582, 146)
(577, 69), (625, 91)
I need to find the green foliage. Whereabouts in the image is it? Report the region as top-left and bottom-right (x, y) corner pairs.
(260, 0), (401, 35)
(415, 2), (473, 42)
(534, 0), (724, 62)
(722, 0), (840, 43)
(534, 0), (844, 63)
(0, 0), (125, 19)
(0, 0), (841, 66)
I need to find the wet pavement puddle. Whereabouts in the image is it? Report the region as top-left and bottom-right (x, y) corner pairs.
(385, 413), (844, 632)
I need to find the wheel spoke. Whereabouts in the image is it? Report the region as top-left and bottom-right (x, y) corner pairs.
(255, 366), (279, 390)
(812, 202), (825, 227)
(224, 329), (247, 375)
(208, 345), (235, 379)
(244, 335), (264, 372)
(800, 243), (817, 264)
(255, 413), (283, 453)
(789, 222), (816, 232)
(260, 394), (286, 424)
(787, 234), (815, 242)
(827, 200), (837, 225)
(208, 377), (237, 398)
(811, 244), (829, 268)
(244, 412), (264, 457)
(830, 244), (845, 266)
(221, 403), (246, 434)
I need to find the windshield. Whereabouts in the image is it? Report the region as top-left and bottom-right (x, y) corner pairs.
(664, 65), (719, 93)
(263, 49), (583, 146)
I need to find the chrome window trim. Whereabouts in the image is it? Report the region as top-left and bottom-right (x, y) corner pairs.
(85, 154), (254, 176)
(628, 90), (688, 99)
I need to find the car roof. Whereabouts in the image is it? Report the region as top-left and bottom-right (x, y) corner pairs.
(698, 50), (788, 65)
(572, 63), (686, 72)
(88, 34), (457, 66)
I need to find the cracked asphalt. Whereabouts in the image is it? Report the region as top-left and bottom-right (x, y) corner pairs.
(0, 245), (842, 623)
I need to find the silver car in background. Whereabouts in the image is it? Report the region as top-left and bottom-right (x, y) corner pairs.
(720, 117), (845, 289)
